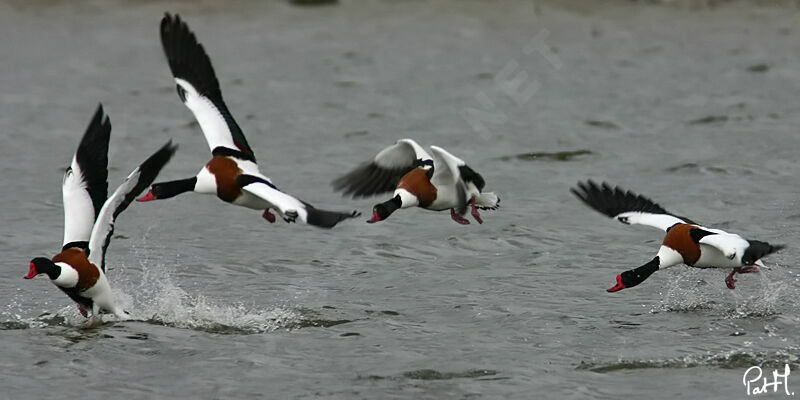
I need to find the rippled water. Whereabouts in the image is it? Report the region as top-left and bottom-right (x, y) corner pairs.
(2, 1), (800, 399)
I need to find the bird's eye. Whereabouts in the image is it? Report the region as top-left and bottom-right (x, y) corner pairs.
(618, 216), (629, 224)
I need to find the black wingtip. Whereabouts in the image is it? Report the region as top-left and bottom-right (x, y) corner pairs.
(138, 139), (178, 188)
(113, 140), (178, 219)
(570, 180), (693, 222)
(160, 12), (220, 98)
(75, 103), (112, 218)
(142, 140), (179, 177)
(331, 161), (407, 199)
(91, 103), (107, 125)
(159, 12), (255, 160)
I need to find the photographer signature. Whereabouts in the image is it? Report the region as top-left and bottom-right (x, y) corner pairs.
(743, 364), (794, 396)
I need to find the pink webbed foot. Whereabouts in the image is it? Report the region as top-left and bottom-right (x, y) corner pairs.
(81, 315), (100, 329)
(469, 197), (483, 224)
(725, 271), (737, 289)
(262, 209), (276, 223)
(737, 266), (760, 274)
(450, 208), (470, 225)
(725, 266), (761, 289)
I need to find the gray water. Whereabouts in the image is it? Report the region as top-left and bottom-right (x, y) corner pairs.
(2, 1), (800, 399)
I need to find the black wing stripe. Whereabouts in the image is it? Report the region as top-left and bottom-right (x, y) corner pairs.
(212, 146), (256, 163)
(236, 174), (279, 191)
(62, 241), (90, 253)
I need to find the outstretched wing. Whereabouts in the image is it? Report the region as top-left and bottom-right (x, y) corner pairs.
(62, 104), (110, 251)
(88, 141), (178, 271)
(571, 180), (696, 231)
(332, 138), (433, 198)
(238, 175), (360, 229)
(429, 145), (468, 215)
(160, 13), (255, 161)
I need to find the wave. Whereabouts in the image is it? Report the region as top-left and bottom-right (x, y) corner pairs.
(578, 348), (800, 373)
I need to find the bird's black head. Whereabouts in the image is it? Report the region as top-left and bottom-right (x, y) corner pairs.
(137, 177), (197, 202)
(368, 195), (402, 223)
(26, 257), (60, 280)
(741, 242), (785, 266)
(607, 256), (660, 292)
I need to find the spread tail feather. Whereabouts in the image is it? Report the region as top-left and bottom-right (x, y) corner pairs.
(474, 192), (499, 210)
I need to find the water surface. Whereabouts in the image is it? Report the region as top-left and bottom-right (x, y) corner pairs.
(1, 1), (799, 399)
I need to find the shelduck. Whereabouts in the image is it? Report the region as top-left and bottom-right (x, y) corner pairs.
(26, 105), (176, 325)
(571, 180), (784, 292)
(333, 139), (499, 224)
(137, 13), (359, 229)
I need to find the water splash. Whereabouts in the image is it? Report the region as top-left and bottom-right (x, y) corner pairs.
(2, 258), (300, 334)
(111, 259), (299, 334)
(653, 265), (797, 318)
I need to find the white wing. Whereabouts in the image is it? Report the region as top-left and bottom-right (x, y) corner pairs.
(377, 139), (433, 169)
(88, 141), (177, 271)
(429, 145), (465, 187)
(62, 105), (110, 250)
(239, 175), (359, 229)
(429, 146), (468, 215)
(697, 230), (750, 259)
(572, 180), (695, 232)
(332, 138), (433, 198)
(240, 179), (308, 221)
(614, 212), (687, 231)
(160, 13), (256, 160)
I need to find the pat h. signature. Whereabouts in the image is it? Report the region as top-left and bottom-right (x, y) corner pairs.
(744, 364), (794, 396)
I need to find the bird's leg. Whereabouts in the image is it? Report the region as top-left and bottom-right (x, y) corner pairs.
(726, 266), (761, 290)
(262, 208), (276, 223)
(470, 197), (483, 224)
(283, 210), (298, 223)
(77, 304), (88, 318)
(737, 266), (760, 274)
(81, 315), (101, 329)
(724, 270), (737, 289)
(450, 208), (470, 225)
